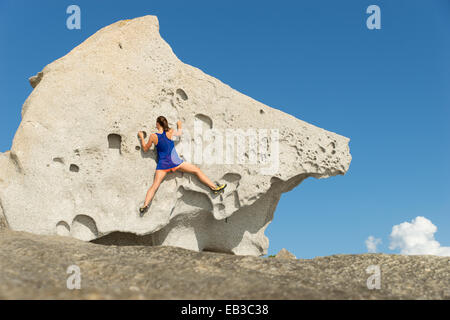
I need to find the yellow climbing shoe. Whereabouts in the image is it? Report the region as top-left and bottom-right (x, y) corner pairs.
(213, 184), (227, 194)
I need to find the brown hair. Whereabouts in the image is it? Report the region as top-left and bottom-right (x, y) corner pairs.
(156, 116), (170, 132)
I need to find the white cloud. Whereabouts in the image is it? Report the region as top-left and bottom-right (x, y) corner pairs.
(389, 216), (450, 256)
(365, 236), (382, 253)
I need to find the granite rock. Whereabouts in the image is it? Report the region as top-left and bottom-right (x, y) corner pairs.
(0, 16), (351, 256)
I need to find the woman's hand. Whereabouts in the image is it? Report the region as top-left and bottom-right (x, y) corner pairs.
(138, 131), (145, 140)
(173, 121), (183, 137)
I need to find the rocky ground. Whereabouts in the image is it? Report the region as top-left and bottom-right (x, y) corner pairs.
(0, 229), (448, 299)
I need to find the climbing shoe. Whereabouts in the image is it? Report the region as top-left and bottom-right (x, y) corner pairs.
(212, 184), (227, 194)
(139, 205), (149, 216)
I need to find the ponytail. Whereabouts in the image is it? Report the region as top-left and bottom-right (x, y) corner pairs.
(156, 116), (170, 132)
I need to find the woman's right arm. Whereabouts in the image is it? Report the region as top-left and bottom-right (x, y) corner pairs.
(139, 132), (156, 152)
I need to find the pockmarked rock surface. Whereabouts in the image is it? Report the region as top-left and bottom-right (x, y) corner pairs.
(0, 230), (449, 300)
(0, 15), (351, 256)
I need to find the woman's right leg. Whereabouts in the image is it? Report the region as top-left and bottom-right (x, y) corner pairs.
(143, 170), (167, 207)
(177, 162), (217, 190)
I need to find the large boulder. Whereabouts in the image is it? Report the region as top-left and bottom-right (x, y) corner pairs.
(0, 15), (351, 256)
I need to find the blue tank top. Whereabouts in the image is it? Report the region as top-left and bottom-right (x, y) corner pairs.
(155, 131), (184, 170)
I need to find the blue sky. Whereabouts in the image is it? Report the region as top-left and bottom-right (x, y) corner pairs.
(1, 0), (449, 258)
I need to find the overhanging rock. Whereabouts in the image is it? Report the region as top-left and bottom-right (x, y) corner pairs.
(0, 15), (352, 256)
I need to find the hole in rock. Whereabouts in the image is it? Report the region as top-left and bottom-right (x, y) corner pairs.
(215, 203), (225, 211)
(222, 173), (242, 183)
(56, 221), (70, 236)
(71, 215), (98, 241)
(53, 157), (64, 164)
(108, 134), (122, 154)
(195, 114), (213, 129)
(176, 88), (188, 101)
(135, 146), (141, 151)
(260, 109), (265, 114)
(69, 164), (79, 172)
(138, 131), (147, 139)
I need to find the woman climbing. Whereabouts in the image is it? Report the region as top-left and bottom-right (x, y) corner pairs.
(137, 116), (227, 215)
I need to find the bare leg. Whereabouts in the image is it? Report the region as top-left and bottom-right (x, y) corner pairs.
(177, 162), (217, 190)
(143, 170), (167, 207)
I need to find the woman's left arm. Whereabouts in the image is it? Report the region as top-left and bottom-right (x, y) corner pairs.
(173, 120), (183, 137)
